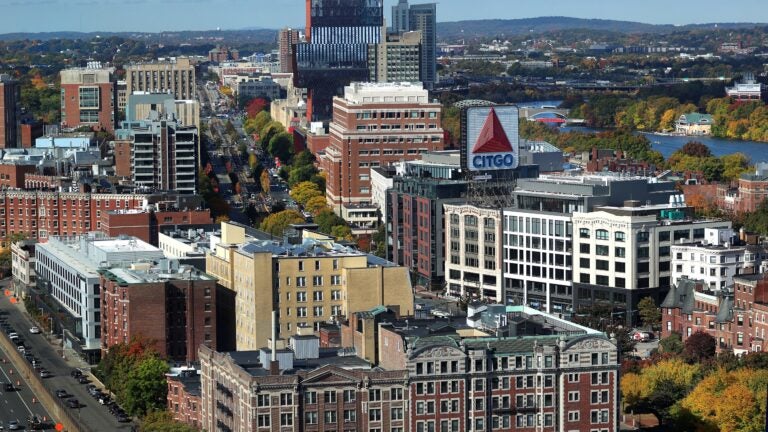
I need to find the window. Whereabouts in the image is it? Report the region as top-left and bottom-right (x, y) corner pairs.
(305, 412), (318, 424)
(257, 414), (270, 427)
(257, 394), (270, 407)
(280, 413), (293, 426)
(615, 231), (626, 242)
(596, 229), (609, 240)
(313, 306), (324, 317)
(568, 391), (579, 402)
(324, 410), (337, 424)
(312, 276), (323, 286)
(280, 393), (293, 405)
(615, 247), (626, 258)
(596, 245), (609, 256)
(369, 408), (382, 421)
(579, 228), (590, 238)
(596, 260), (609, 270)
(343, 389), (355, 403)
(296, 277), (306, 287)
(324, 390), (336, 403)
(391, 407), (403, 420)
(330, 275), (341, 285)
(369, 389), (381, 401)
(344, 409), (356, 422)
(391, 388), (403, 400)
(313, 291), (323, 301)
(297, 291), (307, 302)
(305, 391), (317, 404)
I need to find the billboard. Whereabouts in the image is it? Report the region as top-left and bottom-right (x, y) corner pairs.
(464, 106), (519, 172)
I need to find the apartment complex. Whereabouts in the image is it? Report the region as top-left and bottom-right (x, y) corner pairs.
(278, 28), (300, 74)
(35, 234), (166, 363)
(322, 82), (443, 211)
(125, 58), (196, 100)
(444, 204), (503, 302)
(0, 74), (20, 148)
(572, 202), (730, 325)
(0, 190), (209, 245)
(60, 67), (117, 132)
(661, 274), (768, 354)
(10, 240), (35, 298)
(199, 342), (409, 432)
(116, 115), (199, 193)
(719, 163), (768, 213)
(408, 3), (437, 90)
(192, 303), (618, 432)
(100, 261), (217, 362)
(205, 222), (414, 351)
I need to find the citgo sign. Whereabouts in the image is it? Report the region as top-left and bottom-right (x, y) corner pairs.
(465, 106), (519, 171)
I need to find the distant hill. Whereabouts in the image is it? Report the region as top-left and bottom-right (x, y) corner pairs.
(437, 16), (767, 40)
(0, 29), (278, 44)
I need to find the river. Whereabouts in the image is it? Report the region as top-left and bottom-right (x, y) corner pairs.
(561, 127), (768, 163)
(519, 100), (768, 163)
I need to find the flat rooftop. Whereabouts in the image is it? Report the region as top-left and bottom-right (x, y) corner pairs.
(93, 238), (160, 254)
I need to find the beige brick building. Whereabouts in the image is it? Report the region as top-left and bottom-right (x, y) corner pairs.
(125, 58), (195, 100)
(206, 222), (414, 350)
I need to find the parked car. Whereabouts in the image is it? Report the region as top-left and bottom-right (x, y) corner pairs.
(39, 369), (52, 378)
(55, 389), (70, 398)
(29, 326), (40, 334)
(4, 383), (14, 392)
(71, 369), (83, 378)
(77, 375), (89, 384)
(66, 399), (80, 408)
(7, 420), (18, 430)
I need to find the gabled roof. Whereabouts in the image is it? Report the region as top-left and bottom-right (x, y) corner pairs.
(661, 278), (701, 314)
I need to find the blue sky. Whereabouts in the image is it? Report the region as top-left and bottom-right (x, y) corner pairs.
(1, 0), (767, 33)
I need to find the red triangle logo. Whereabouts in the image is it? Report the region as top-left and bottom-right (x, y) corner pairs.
(472, 107), (513, 153)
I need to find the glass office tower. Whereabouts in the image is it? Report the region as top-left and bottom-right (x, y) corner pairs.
(295, 0), (383, 122)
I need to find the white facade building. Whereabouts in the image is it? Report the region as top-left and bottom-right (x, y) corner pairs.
(444, 204), (503, 302)
(370, 167), (394, 225)
(35, 234), (166, 359)
(502, 209), (574, 314)
(571, 201), (730, 325)
(671, 228), (760, 291)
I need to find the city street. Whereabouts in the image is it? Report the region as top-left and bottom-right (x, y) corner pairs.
(0, 281), (134, 431)
(0, 339), (52, 429)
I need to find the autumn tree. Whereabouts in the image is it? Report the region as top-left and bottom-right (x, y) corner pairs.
(304, 195), (329, 216)
(683, 331), (716, 364)
(290, 181), (322, 207)
(260, 170), (271, 195)
(245, 97), (269, 119)
(260, 210), (305, 236)
(140, 410), (200, 432)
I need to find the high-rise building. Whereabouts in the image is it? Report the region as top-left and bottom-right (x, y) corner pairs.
(321, 82), (444, 213)
(278, 28), (300, 73)
(368, 28), (422, 83)
(60, 67), (117, 133)
(408, 3), (437, 90)
(391, 0), (409, 32)
(294, 0), (383, 122)
(125, 58), (196, 100)
(116, 114), (199, 194)
(0, 74), (20, 148)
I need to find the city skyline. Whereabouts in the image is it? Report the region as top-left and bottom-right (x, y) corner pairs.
(0, 0), (767, 34)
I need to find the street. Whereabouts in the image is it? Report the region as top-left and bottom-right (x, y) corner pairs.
(0, 285), (134, 431)
(0, 336), (52, 429)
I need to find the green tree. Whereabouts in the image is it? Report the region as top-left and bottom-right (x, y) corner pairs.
(260, 210), (305, 236)
(314, 209), (347, 235)
(288, 164), (318, 187)
(330, 224), (353, 241)
(123, 355), (169, 416)
(638, 296), (661, 330)
(304, 195), (329, 216)
(659, 332), (684, 355)
(141, 411), (200, 431)
(268, 132), (294, 164)
(259, 121), (285, 152)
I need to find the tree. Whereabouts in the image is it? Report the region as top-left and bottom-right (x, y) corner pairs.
(245, 97), (269, 119)
(290, 181), (322, 207)
(260, 170), (271, 194)
(620, 372), (647, 407)
(330, 224), (353, 241)
(638, 296), (661, 330)
(314, 209), (346, 235)
(141, 411), (200, 432)
(304, 195), (329, 216)
(251, 111), (272, 136)
(123, 355), (169, 416)
(268, 132), (294, 164)
(259, 121), (285, 152)
(683, 331), (716, 363)
(260, 210), (305, 236)
(659, 332), (684, 355)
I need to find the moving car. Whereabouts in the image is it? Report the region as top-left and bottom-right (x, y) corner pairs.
(55, 389), (70, 398)
(29, 326), (41, 334)
(66, 398), (80, 408)
(7, 420), (18, 430)
(39, 369), (52, 378)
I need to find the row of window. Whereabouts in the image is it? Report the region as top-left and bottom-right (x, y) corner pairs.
(284, 275), (342, 287)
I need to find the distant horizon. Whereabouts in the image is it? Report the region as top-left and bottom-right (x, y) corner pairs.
(1, 0), (768, 34)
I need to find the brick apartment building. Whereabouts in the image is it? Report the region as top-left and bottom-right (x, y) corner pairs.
(60, 67), (117, 133)
(321, 82), (444, 211)
(198, 342), (410, 432)
(0, 162), (37, 189)
(189, 302), (618, 432)
(100, 263), (217, 362)
(662, 274), (768, 354)
(718, 163), (768, 213)
(167, 370), (202, 428)
(0, 190), (210, 246)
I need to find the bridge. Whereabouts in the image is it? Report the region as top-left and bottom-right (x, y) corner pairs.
(519, 107), (585, 126)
